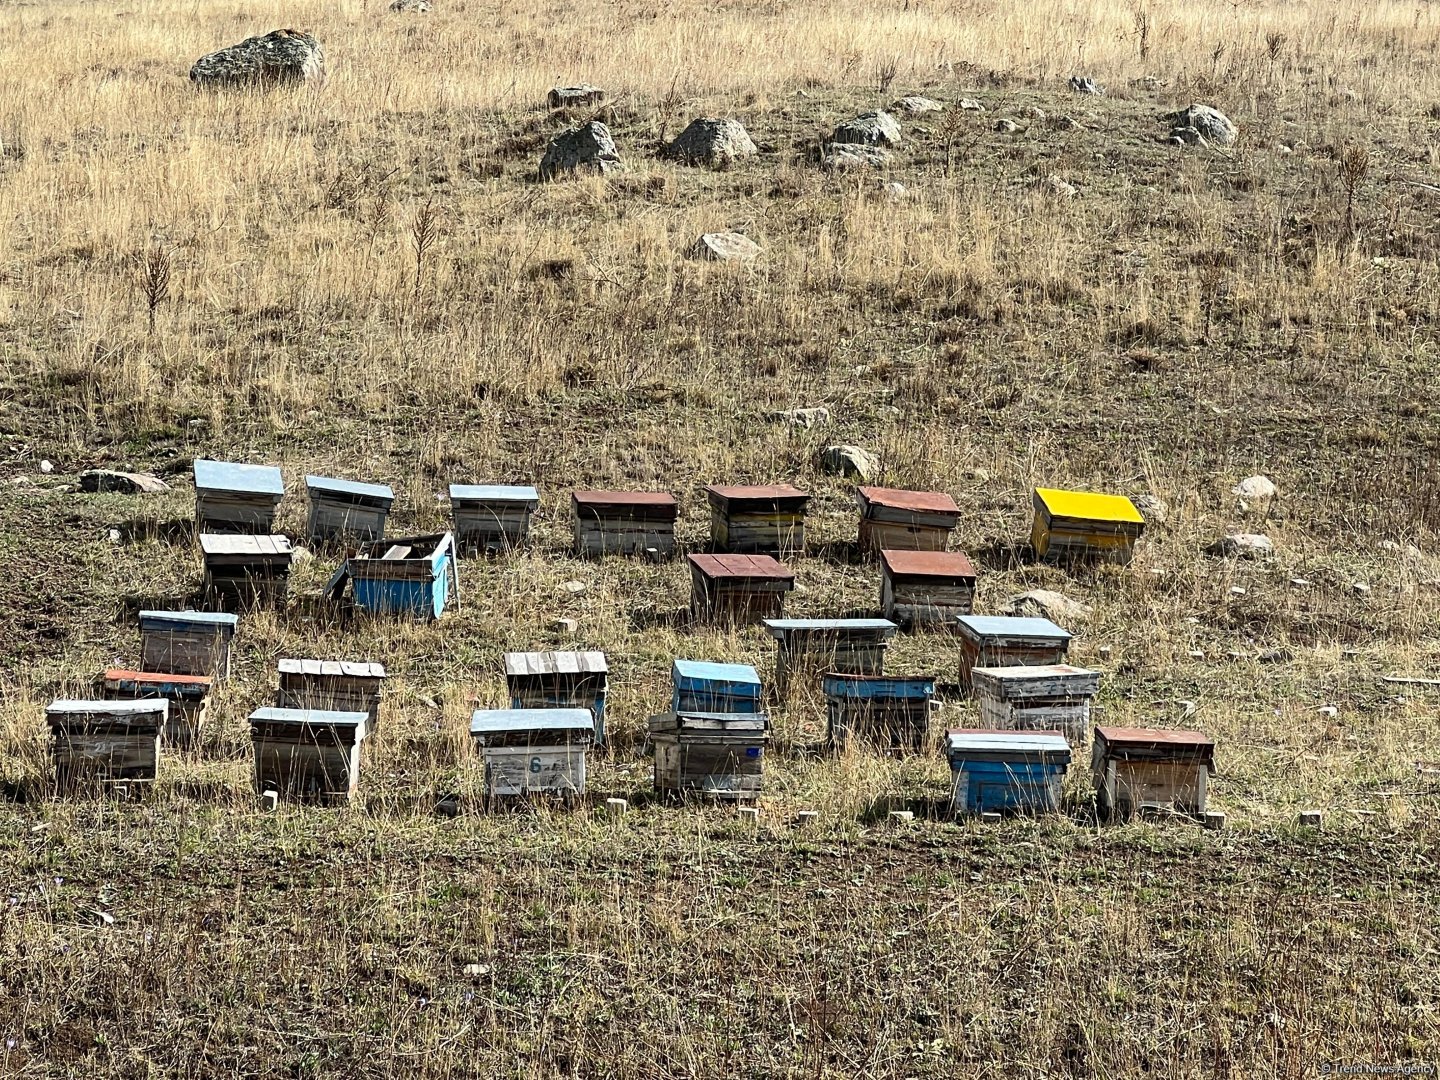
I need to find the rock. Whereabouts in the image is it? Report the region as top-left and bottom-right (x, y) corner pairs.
(39, 460), (54, 474)
(1131, 494), (1167, 526)
(539, 122), (620, 180)
(1055, 115), (1083, 131)
(893, 96), (943, 116)
(1258, 648), (1292, 664)
(388, 0), (430, 10)
(993, 119), (1018, 134)
(832, 111), (901, 148)
(562, 580), (587, 595)
(1352, 582), (1371, 596)
(547, 85), (606, 110)
(1002, 589), (1091, 624)
(664, 118), (757, 168)
(819, 445), (879, 481)
(290, 546), (313, 564)
(693, 232), (761, 262)
(1024, 106), (1046, 120)
(79, 469), (169, 494)
(189, 29), (324, 89)
(1069, 75), (1105, 95)
(1209, 533), (1273, 558)
(1167, 104), (1236, 146)
(551, 617), (579, 633)
(1233, 475), (1277, 500)
(1034, 174), (1076, 198)
(1169, 127), (1207, 147)
(822, 145), (892, 170)
(463, 963), (490, 977)
(107, 528), (121, 544)
(959, 98), (985, 112)
(880, 180), (907, 200)
(771, 407), (830, 428)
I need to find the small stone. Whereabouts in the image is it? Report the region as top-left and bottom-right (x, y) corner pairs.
(107, 529), (121, 544)
(880, 180), (907, 200)
(547, 84), (606, 110)
(79, 469), (169, 494)
(539, 121), (620, 180)
(463, 963), (490, 977)
(1024, 106), (1047, 120)
(1258, 648), (1292, 664)
(958, 98), (985, 112)
(1187, 650), (1205, 660)
(1034, 174), (1077, 199)
(819, 445), (879, 481)
(39, 460), (54, 474)
(388, 0), (431, 10)
(771, 407), (830, 428)
(893, 96), (943, 116)
(1229, 586), (1248, 596)
(1319, 705), (1339, 719)
(190, 29), (324, 89)
(1298, 810), (1322, 828)
(1352, 583), (1371, 595)
(1203, 811), (1226, 831)
(1290, 578), (1312, 588)
(1209, 533), (1273, 558)
(562, 580), (587, 595)
(1069, 75), (1105, 95)
(832, 111), (902, 148)
(605, 797), (629, 818)
(1233, 475), (1277, 500)
(694, 232), (761, 262)
(1002, 589), (1092, 624)
(551, 617), (579, 633)
(993, 118), (1018, 134)
(1055, 115), (1083, 131)
(822, 145), (892, 170)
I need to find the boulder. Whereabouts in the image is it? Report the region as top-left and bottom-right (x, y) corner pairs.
(1167, 104), (1236, 146)
(959, 98), (985, 112)
(1069, 75), (1105, 95)
(539, 122), (620, 180)
(664, 118), (757, 168)
(1034, 174), (1077, 198)
(694, 232), (761, 262)
(1055, 115), (1083, 131)
(832, 111), (901, 148)
(893, 96), (943, 116)
(389, 0), (430, 10)
(1232, 475), (1277, 500)
(1209, 533), (1273, 558)
(79, 469), (169, 494)
(994, 119), (1019, 134)
(819, 445), (879, 481)
(880, 180), (907, 199)
(189, 29), (324, 89)
(822, 145), (892, 170)
(1002, 589), (1092, 623)
(771, 407), (830, 428)
(547, 85), (606, 110)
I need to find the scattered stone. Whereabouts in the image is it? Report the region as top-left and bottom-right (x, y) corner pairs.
(551, 617), (579, 633)
(1209, 533), (1273, 558)
(562, 580), (587, 595)
(1002, 589), (1092, 624)
(1203, 811), (1226, 831)
(1319, 705), (1339, 720)
(463, 963), (490, 977)
(1352, 582), (1372, 596)
(1187, 650), (1205, 660)
(832, 110), (902, 148)
(547, 84), (606, 110)
(1131, 494), (1167, 527)
(1167, 104), (1237, 146)
(693, 231), (761, 262)
(39, 460), (54, 474)
(1258, 648), (1292, 664)
(78, 469), (168, 494)
(605, 797), (629, 818)
(1233, 475), (1278, 500)
(1132, 75), (1167, 91)
(1055, 115), (1083, 131)
(819, 445), (879, 481)
(822, 145), (892, 170)
(893, 95), (943, 116)
(1069, 75), (1105, 95)
(388, 0), (430, 10)
(1290, 578), (1312, 588)
(664, 118), (757, 168)
(1229, 587), (1248, 597)
(993, 118), (1019, 134)
(771, 407), (830, 428)
(189, 29), (325, 89)
(107, 528), (121, 544)
(959, 98), (985, 112)
(1298, 810), (1322, 828)
(1024, 106), (1047, 120)
(1034, 174), (1077, 199)
(880, 180), (907, 200)
(538, 122), (620, 180)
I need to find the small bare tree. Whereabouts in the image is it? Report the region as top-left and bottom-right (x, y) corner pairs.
(875, 55), (900, 96)
(136, 244), (172, 337)
(410, 198), (441, 307)
(1338, 145), (1369, 240)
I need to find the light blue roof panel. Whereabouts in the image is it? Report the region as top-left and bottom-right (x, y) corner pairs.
(139, 610), (239, 631)
(249, 706), (368, 727)
(306, 475), (394, 502)
(673, 660), (762, 687)
(449, 484), (540, 503)
(194, 459), (285, 496)
(955, 615), (1071, 640)
(469, 708), (595, 735)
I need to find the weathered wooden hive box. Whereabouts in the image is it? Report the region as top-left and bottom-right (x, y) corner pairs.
(762, 618), (898, 693)
(305, 474), (394, 544)
(47, 699), (168, 791)
(1092, 726), (1216, 821)
(823, 673), (936, 753)
(193, 459), (285, 533)
(332, 532), (457, 619)
(200, 533), (294, 606)
(946, 729), (1072, 816)
(138, 609), (239, 679)
(449, 484), (540, 554)
(971, 664), (1100, 746)
(880, 549), (978, 628)
(572, 490), (678, 558)
(687, 553), (795, 624)
(649, 710), (767, 800)
(505, 651), (609, 746)
(955, 615), (1071, 689)
(277, 659), (386, 728)
(855, 487), (960, 554)
(1031, 488), (1145, 564)
(102, 669), (212, 749)
(705, 484), (810, 558)
(248, 706), (368, 803)
(672, 660), (762, 715)
(469, 708), (594, 799)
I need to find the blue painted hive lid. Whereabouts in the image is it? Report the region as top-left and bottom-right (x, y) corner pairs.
(672, 659), (762, 690)
(822, 673), (935, 699)
(946, 729), (1072, 765)
(306, 474), (395, 504)
(193, 459), (284, 496)
(469, 708), (595, 735)
(955, 615), (1071, 641)
(138, 609), (239, 634)
(449, 484), (540, 504)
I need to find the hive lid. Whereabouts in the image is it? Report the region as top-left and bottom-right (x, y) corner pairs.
(648, 710), (768, 732)
(945, 729), (1072, 758)
(704, 483), (809, 503)
(305, 474), (395, 502)
(687, 553), (795, 580)
(248, 706), (368, 727)
(449, 483), (540, 504)
(672, 659), (762, 687)
(353, 532), (452, 561)
(1033, 488), (1144, 524)
(103, 669), (214, 690)
(762, 618), (897, 636)
(857, 486), (959, 515)
(955, 614), (1071, 640)
(504, 651), (609, 677)
(199, 533), (294, 556)
(572, 490), (677, 509)
(880, 549), (978, 578)
(138, 609), (240, 630)
(972, 663), (1097, 682)
(821, 673), (935, 697)
(278, 658), (387, 679)
(469, 708), (595, 735)
(1095, 726), (1214, 750)
(47, 698), (169, 718)
(194, 459), (284, 496)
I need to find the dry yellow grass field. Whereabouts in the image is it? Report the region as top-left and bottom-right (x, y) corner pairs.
(2, 0), (1440, 1075)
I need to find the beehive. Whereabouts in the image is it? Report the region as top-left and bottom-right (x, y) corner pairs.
(138, 609), (239, 679)
(449, 484), (540, 554)
(880, 549), (978, 628)
(688, 553), (795, 624)
(277, 659), (386, 728)
(705, 484), (810, 558)
(572, 490), (678, 558)
(855, 487), (960, 554)
(199, 533), (294, 607)
(762, 618), (898, 694)
(47, 699), (167, 791)
(823, 674), (935, 753)
(672, 660), (762, 715)
(102, 669), (212, 749)
(1092, 726), (1216, 821)
(193, 459), (284, 533)
(649, 710), (767, 800)
(469, 708), (594, 799)
(1031, 488), (1145, 564)
(971, 664), (1100, 746)
(305, 475), (394, 544)
(328, 532), (457, 620)
(955, 615), (1071, 689)
(505, 651), (609, 746)
(248, 706), (368, 803)
(945, 729), (1072, 816)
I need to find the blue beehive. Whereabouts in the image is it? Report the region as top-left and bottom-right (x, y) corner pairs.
(327, 533), (458, 620)
(822, 674), (935, 753)
(672, 660), (763, 714)
(945, 729), (1072, 816)
(193, 459), (285, 533)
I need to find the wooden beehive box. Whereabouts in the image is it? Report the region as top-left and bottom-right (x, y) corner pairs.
(248, 706), (368, 804)
(955, 615), (1071, 689)
(449, 484), (540, 554)
(469, 708), (594, 800)
(138, 609), (239, 679)
(305, 474), (394, 544)
(880, 549), (978, 629)
(572, 490), (678, 558)
(1092, 726), (1216, 822)
(672, 660), (762, 715)
(688, 553), (795, 624)
(705, 484), (809, 558)
(648, 710), (767, 800)
(822, 673), (935, 753)
(505, 651), (609, 746)
(1031, 488), (1145, 564)
(277, 659), (386, 728)
(47, 699), (167, 791)
(971, 664), (1100, 746)
(200, 533), (294, 607)
(328, 532), (458, 620)
(762, 618), (898, 694)
(946, 729), (1072, 816)
(102, 669), (212, 749)
(855, 487), (960, 555)
(193, 459), (285, 533)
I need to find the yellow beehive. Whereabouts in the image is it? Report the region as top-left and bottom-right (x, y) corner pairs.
(1031, 488), (1145, 563)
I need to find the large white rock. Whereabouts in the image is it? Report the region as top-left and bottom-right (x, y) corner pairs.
(832, 111), (902, 148)
(1002, 589), (1092, 623)
(1232, 475), (1277, 500)
(539, 122), (620, 180)
(1168, 104), (1237, 146)
(190, 29), (324, 89)
(665, 118), (757, 168)
(819, 445), (879, 481)
(694, 232), (761, 262)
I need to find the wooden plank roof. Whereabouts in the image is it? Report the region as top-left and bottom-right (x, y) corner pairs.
(278, 659), (387, 679)
(856, 486), (959, 514)
(687, 553), (795, 580)
(504, 651), (609, 677)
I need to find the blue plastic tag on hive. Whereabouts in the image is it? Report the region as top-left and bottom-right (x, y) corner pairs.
(746, 747), (761, 758)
